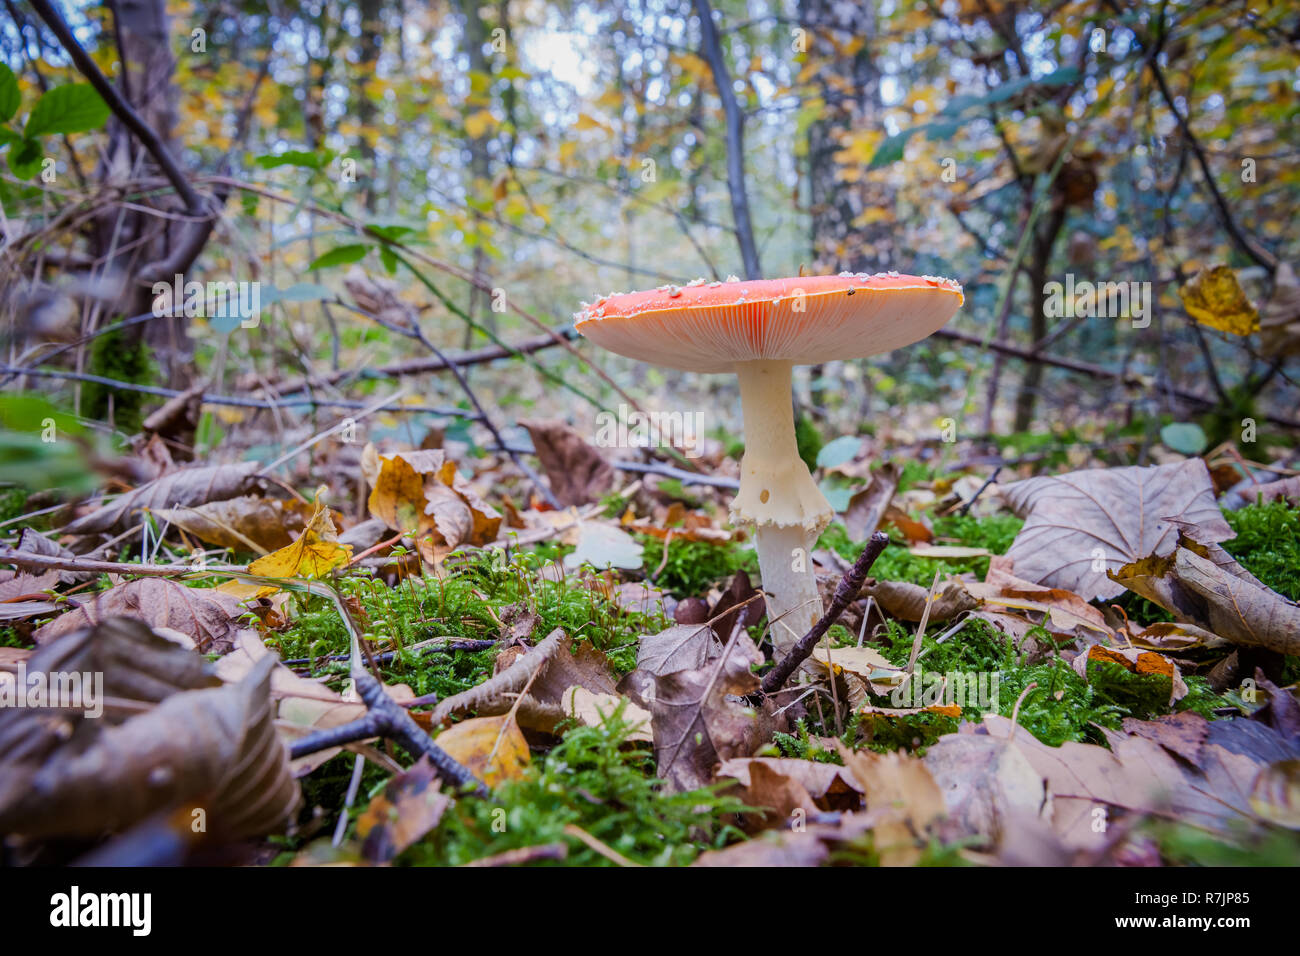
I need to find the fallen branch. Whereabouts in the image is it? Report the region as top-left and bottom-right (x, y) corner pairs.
(288, 669), (489, 797)
(263, 325), (579, 397)
(761, 532), (890, 695)
(0, 548), (245, 578)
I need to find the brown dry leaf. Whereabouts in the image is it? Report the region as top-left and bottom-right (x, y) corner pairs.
(843, 462), (901, 540)
(1179, 264), (1260, 336)
(1244, 474), (1300, 506)
(862, 577), (977, 623)
(0, 619), (298, 840)
(364, 446), (502, 562)
(218, 500), (353, 600)
(1128, 620), (1227, 652)
(709, 570), (765, 637)
(1259, 262), (1300, 357)
(153, 496), (314, 553)
(33, 577), (245, 651)
(1110, 534), (1300, 655)
(0, 569), (62, 620)
(1071, 644), (1188, 704)
(356, 756), (450, 863)
(620, 632), (768, 793)
(835, 743), (945, 866)
(1003, 459), (1232, 600)
(521, 419), (614, 507)
(968, 558), (1112, 640)
(923, 732), (1050, 845)
(692, 830), (829, 867)
(62, 461), (263, 535)
(717, 757), (863, 815)
(435, 714), (530, 788)
(636, 622), (720, 676)
(976, 713), (1298, 848)
(810, 644), (904, 694)
(561, 686), (652, 742)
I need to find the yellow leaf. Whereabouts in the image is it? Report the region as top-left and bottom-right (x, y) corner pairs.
(435, 715), (529, 787)
(218, 499), (352, 599)
(1179, 265), (1260, 336)
(464, 109), (495, 139)
(364, 446), (502, 563)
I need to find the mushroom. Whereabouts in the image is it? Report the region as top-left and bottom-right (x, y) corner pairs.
(574, 273), (963, 657)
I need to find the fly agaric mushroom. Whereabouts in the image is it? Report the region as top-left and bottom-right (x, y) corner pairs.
(574, 272), (963, 656)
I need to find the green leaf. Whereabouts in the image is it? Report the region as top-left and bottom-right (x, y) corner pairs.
(24, 84), (110, 137)
(816, 435), (863, 469)
(7, 137), (43, 179)
(379, 246), (399, 275)
(819, 480), (854, 513)
(868, 127), (921, 169)
(1160, 422), (1207, 456)
(307, 244), (369, 271)
(254, 149), (329, 170)
(0, 64), (19, 123)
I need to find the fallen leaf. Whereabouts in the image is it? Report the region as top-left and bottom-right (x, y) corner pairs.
(1110, 534), (1300, 655)
(357, 757), (451, 863)
(1003, 459), (1232, 600)
(521, 419), (614, 506)
(218, 500), (353, 600)
(435, 714), (530, 787)
(563, 522), (644, 571)
(636, 622), (720, 676)
(0, 618), (298, 840)
(561, 686), (652, 742)
(153, 495), (315, 553)
(1179, 264), (1259, 336)
(1071, 644), (1189, 704)
(33, 577), (245, 651)
(62, 461), (263, 535)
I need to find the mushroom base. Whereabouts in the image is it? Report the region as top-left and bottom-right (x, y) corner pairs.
(753, 524), (825, 657)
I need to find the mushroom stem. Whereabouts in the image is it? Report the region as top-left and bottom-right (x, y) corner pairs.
(731, 360), (834, 657)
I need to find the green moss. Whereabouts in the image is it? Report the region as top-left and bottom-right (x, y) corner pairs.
(83, 328), (154, 433)
(817, 512), (1023, 585)
(638, 533), (758, 598)
(405, 702), (750, 866)
(1223, 499), (1300, 601)
(794, 413), (823, 473)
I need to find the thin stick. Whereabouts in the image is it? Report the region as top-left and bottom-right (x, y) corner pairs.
(760, 532), (889, 695)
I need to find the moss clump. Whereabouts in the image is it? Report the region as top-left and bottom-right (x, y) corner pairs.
(406, 703), (749, 866)
(818, 512), (1023, 585)
(83, 327), (154, 433)
(637, 533), (758, 599)
(1223, 499), (1300, 601)
(794, 413), (822, 473)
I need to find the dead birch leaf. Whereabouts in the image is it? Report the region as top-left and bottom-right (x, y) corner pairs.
(435, 714), (530, 787)
(153, 496), (314, 553)
(1179, 264), (1259, 336)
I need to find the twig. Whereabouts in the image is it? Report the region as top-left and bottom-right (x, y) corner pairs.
(0, 365), (479, 419)
(0, 548), (245, 578)
(289, 669), (489, 797)
(462, 843), (569, 867)
(562, 823), (642, 867)
(27, 0), (206, 215)
(611, 460), (739, 489)
(281, 639), (497, 669)
(760, 532), (890, 695)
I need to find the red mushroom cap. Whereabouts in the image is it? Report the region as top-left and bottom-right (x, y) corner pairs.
(574, 272), (963, 372)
